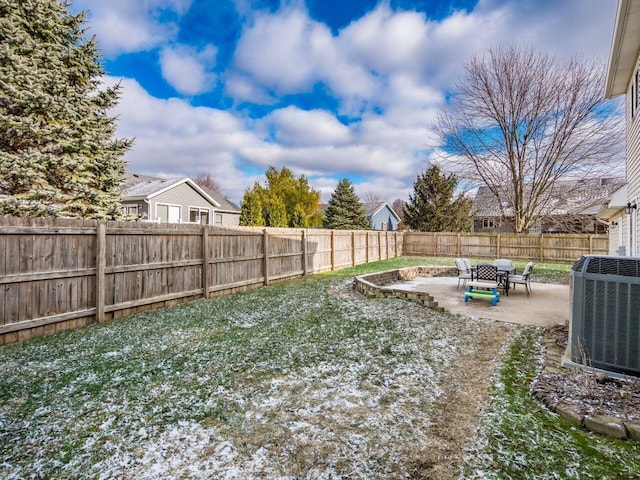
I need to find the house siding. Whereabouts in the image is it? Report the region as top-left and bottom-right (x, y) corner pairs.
(215, 211), (240, 226)
(626, 57), (640, 255)
(369, 206), (398, 230)
(150, 183), (215, 224)
(473, 218), (513, 233)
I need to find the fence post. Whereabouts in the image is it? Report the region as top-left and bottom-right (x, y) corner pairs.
(496, 233), (501, 258)
(588, 234), (593, 255)
(386, 232), (389, 259)
(331, 230), (336, 271)
(378, 231), (382, 260)
(95, 221), (106, 323)
(457, 233), (461, 256)
(263, 229), (269, 285)
(352, 231), (356, 266)
(302, 229), (308, 275)
(539, 234), (544, 263)
(366, 232), (370, 263)
(395, 232), (399, 257)
(202, 226), (209, 299)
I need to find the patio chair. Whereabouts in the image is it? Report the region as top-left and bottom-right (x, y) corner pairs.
(462, 258), (472, 272)
(455, 258), (472, 290)
(494, 258), (515, 273)
(510, 262), (534, 296)
(474, 263), (499, 282)
(473, 263), (510, 295)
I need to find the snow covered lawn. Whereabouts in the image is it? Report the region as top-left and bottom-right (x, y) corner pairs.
(0, 258), (509, 479)
(1, 257), (638, 479)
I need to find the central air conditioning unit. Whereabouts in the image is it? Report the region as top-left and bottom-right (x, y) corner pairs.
(565, 255), (640, 377)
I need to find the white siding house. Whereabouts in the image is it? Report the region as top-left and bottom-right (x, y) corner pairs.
(598, 185), (631, 255)
(604, 0), (640, 256)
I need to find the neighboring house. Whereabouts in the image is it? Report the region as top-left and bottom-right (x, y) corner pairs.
(122, 173), (240, 226)
(603, 0), (640, 256)
(317, 201), (401, 230)
(362, 202), (401, 231)
(198, 185), (242, 227)
(471, 178), (625, 234)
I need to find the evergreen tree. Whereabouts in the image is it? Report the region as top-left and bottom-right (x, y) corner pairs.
(239, 166), (321, 227)
(0, 0), (132, 219)
(290, 205), (306, 228)
(404, 165), (472, 232)
(239, 187), (264, 226)
(263, 193), (288, 227)
(324, 178), (370, 230)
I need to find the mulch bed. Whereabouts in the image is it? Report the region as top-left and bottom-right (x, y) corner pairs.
(531, 324), (640, 425)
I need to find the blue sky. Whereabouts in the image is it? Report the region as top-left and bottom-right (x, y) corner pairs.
(71, 0), (618, 204)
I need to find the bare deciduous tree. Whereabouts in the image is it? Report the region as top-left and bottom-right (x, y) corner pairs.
(391, 198), (406, 216)
(391, 198), (407, 230)
(434, 45), (624, 233)
(194, 172), (223, 194)
(362, 191), (382, 203)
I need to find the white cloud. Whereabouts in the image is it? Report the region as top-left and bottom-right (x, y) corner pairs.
(472, 0), (616, 60)
(224, 74), (277, 104)
(258, 107), (352, 147)
(99, 0), (618, 204)
(230, 0), (616, 111)
(159, 45), (218, 95)
(112, 77), (260, 201)
(233, 9), (326, 93)
(231, 6), (379, 111)
(339, 6), (429, 75)
(111, 76), (427, 203)
(73, 0), (192, 56)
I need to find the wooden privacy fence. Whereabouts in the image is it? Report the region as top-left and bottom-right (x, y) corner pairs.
(403, 232), (608, 263)
(0, 217), (403, 344)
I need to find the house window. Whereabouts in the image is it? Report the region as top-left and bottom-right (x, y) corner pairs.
(157, 204), (181, 223)
(215, 214), (223, 225)
(482, 218), (494, 229)
(529, 221), (542, 234)
(123, 205), (138, 216)
(189, 207), (210, 225)
(381, 222), (387, 231)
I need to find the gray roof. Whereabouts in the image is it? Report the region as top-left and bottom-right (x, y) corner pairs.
(472, 177), (626, 217)
(363, 201), (385, 217)
(122, 173), (240, 213)
(318, 201), (400, 220)
(123, 173), (185, 198)
(362, 201), (400, 220)
(199, 185), (240, 213)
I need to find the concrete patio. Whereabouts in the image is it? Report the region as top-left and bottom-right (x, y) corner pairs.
(391, 277), (570, 327)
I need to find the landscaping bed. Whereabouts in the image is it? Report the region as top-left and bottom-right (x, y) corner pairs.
(532, 325), (640, 439)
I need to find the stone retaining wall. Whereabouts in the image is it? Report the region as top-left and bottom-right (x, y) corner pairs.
(353, 266), (456, 311)
(532, 390), (640, 441)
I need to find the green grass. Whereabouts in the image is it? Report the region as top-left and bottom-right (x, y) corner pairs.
(464, 327), (640, 479)
(0, 256), (631, 479)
